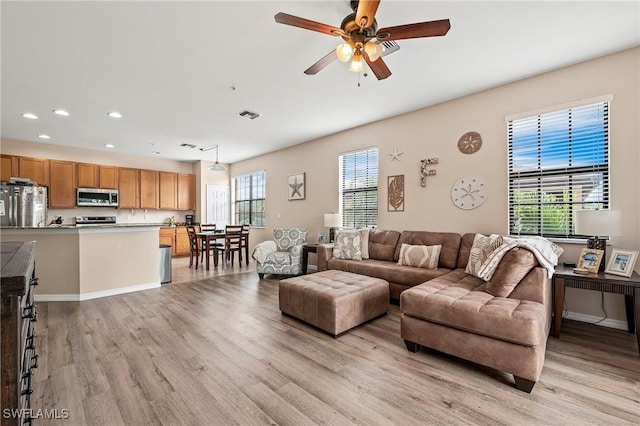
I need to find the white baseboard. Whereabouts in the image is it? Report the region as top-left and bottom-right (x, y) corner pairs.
(35, 282), (161, 302)
(564, 311), (629, 331)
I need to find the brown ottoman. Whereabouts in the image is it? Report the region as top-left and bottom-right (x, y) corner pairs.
(279, 270), (389, 337)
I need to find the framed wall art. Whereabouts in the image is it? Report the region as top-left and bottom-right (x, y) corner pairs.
(387, 175), (405, 212)
(605, 248), (639, 277)
(288, 172), (305, 200)
(577, 248), (604, 273)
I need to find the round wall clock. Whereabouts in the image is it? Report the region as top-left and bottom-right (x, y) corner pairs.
(457, 131), (482, 154)
(451, 177), (487, 210)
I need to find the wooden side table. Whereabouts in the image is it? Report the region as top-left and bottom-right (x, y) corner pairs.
(552, 265), (640, 354)
(301, 244), (318, 275)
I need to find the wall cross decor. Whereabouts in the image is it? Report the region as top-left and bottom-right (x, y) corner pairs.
(420, 158), (438, 187)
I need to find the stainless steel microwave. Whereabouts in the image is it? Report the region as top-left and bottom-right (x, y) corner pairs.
(77, 188), (119, 207)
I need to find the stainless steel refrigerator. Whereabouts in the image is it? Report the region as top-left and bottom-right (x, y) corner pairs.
(0, 185), (48, 227)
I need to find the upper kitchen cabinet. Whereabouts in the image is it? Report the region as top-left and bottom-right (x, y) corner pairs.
(1, 155), (18, 182)
(99, 166), (118, 189)
(49, 160), (77, 208)
(17, 157), (49, 186)
(159, 172), (177, 210)
(76, 163), (99, 188)
(177, 173), (196, 210)
(118, 167), (140, 209)
(139, 169), (159, 209)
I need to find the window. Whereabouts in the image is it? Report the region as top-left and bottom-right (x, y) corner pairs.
(340, 147), (378, 227)
(232, 171), (265, 227)
(508, 99), (609, 238)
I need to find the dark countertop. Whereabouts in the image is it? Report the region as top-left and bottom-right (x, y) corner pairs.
(1, 223), (164, 230)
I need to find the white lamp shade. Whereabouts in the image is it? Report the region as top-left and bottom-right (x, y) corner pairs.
(575, 210), (621, 237)
(323, 213), (341, 228)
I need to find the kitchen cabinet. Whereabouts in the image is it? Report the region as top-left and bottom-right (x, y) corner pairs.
(175, 227), (190, 256)
(49, 160), (77, 208)
(139, 169), (159, 209)
(118, 167), (140, 209)
(76, 163), (99, 188)
(99, 166), (118, 189)
(177, 173), (196, 211)
(17, 157), (49, 186)
(159, 228), (176, 256)
(1, 155), (18, 182)
(159, 172), (177, 210)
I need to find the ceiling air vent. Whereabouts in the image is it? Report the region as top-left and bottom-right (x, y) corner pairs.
(380, 40), (400, 57)
(237, 110), (261, 120)
(180, 143), (197, 149)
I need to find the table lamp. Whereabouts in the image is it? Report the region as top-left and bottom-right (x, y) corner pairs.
(323, 213), (341, 243)
(575, 209), (621, 272)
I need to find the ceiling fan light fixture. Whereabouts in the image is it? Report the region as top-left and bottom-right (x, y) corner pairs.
(336, 43), (353, 62)
(364, 41), (383, 61)
(349, 54), (365, 72)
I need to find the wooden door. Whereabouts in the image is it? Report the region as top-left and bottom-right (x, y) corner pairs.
(159, 172), (177, 210)
(177, 173), (196, 210)
(49, 160), (76, 208)
(18, 157), (49, 186)
(76, 163), (99, 188)
(159, 228), (176, 256)
(0, 155), (18, 182)
(99, 166), (118, 189)
(139, 170), (159, 209)
(175, 227), (190, 256)
(118, 168), (139, 209)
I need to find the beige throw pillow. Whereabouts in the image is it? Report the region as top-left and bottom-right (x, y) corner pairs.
(359, 228), (370, 259)
(465, 234), (503, 278)
(333, 230), (362, 260)
(397, 244), (441, 269)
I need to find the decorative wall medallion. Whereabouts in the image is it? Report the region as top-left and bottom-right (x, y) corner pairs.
(387, 175), (405, 212)
(451, 176), (487, 210)
(389, 146), (404, 161)
(457, 131), (482, 154)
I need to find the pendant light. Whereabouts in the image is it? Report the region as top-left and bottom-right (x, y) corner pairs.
(208, 145), (226, 171)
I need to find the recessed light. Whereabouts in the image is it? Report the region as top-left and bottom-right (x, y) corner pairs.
(53, 109), (69, 116)
(104, 144), (115, 149)
(38, 134), (51, 139)
(22, 113), (38, 119)
(107, 111), (122, 119)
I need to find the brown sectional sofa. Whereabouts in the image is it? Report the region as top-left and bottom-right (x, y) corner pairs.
(316, 229), (552, 392)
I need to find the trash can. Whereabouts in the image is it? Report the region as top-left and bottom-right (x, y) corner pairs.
(159, 244), (172, 284)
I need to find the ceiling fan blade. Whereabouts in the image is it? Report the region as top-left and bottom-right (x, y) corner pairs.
(364, 55), (391, 80)
(376, 19), (451, 41)
(275, 12), (345, 37)
(304, 50), (338, 75)
(355, 0), (380, 29)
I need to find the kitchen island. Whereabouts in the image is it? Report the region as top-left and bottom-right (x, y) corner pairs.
(0, 225), (161, 301)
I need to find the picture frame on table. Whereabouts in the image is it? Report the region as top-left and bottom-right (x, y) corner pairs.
(288, 172), (305, 200)
(605, 248), (639, 277)
(577, 248), (604, 273)
(317, 232), (326, 244)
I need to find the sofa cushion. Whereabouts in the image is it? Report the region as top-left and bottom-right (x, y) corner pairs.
(394, 231), (461, 269)
(333, 230), (362, 260)
(486, 248), (539, 297)
(465, 234), (503, 278)
(456, 233), (477, 269)
(359, 228), (370, 259)
(368, 229), (401, 261)
(397, 244), (441, 269)
(326, 258), (450, 287)
(400, 269), (548, 347)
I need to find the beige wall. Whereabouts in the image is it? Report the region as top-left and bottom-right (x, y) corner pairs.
(195, 160), (231, 224)
(231, 47), (640, 323)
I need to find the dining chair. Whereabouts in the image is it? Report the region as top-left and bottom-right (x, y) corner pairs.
(215, 225), (244, 267)
(186, 226), (200, 269)
(199, 224), (221, 262)
(241, 224), (251, 265)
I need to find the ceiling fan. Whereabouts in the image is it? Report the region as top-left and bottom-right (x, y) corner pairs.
(274, 0), (451, 80)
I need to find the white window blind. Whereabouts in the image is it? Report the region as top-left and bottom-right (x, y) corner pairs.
(340, 148), (378, 228)
(508, 101), (609, 238)
(232, 171), (265, 227)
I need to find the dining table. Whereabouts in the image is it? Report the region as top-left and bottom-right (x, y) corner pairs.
(196, 229), (250, 271)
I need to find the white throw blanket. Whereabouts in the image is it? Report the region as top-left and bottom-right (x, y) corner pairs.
(252, 241), (277, 264)
(477, 236), (564, 280)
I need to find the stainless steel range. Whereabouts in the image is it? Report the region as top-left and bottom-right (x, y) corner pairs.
(75, 216), (116, 226)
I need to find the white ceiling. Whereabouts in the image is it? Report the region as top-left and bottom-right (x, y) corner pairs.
(2, 1), (639, 165)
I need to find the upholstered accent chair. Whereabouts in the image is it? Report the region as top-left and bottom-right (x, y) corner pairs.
(254, 228), (308, 279)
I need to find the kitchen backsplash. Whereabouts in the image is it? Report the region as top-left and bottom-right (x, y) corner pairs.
(47, 208), (193, 226)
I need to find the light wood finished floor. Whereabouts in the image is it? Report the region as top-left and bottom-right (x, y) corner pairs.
(32, 268), (639, 425)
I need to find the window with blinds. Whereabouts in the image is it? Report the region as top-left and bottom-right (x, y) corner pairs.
(508, 101), (609, 238)
(340, 148), (378, 228)
(232, 171), (265, 227)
